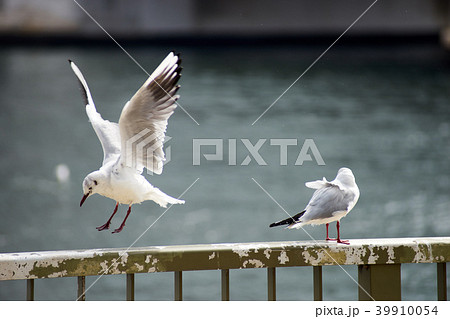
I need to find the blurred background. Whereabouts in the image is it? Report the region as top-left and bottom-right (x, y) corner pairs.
(0, 0), (449, 301)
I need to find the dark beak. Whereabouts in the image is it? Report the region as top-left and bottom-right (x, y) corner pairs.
(80, 193), (90, 207)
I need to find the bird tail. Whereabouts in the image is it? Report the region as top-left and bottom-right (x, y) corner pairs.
(269, 210), (306, 228)
(147, 187), (185, 208)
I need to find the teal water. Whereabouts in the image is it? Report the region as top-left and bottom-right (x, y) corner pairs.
(0, 44), (449, 300)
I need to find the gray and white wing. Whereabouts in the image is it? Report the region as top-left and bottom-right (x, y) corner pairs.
(69, 61), (121, 166)
(303, 185), (354, 221)
(118, 52), (181, 174)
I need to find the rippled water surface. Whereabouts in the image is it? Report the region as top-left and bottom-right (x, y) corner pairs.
(0, 44), (449, 300)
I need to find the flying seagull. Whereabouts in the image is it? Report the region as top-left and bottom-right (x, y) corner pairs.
(70, 52), (185, 233)
(270, 167), (360, 244)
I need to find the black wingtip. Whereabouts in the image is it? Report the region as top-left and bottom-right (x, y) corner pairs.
(269, 223), (278, 228)
(171, 51), (181, 62)
(269, 210), (306, 228)
(173, 65), (182, 77)
(68, 59), (72, 64)
(269, 220), (292, 228)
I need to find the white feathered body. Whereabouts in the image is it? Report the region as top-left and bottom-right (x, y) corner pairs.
(72, 52), (185, 213)
(107, 167), (184, 207)
(288, 168), (360, 229)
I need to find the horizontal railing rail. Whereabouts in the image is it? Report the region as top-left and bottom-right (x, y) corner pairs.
(0, 237), (448, 301)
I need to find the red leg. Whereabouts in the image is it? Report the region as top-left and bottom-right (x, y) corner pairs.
(326, 223), (336, 241)
(336, 221), (349, 245)
(112, 205), (132, 234)
(96, 202), (119, 231)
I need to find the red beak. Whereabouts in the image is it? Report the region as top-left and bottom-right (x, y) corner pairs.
(80, 193), (89, 207)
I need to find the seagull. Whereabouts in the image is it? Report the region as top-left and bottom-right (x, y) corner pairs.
(70, 52), (185, 233)
(269, 167), (360, 244)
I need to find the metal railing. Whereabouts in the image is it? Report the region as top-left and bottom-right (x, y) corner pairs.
(0, 237), (448, 301)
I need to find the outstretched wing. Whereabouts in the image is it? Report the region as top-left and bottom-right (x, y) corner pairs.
(118, 52), (181, 174)
(69, 60), (121, 166)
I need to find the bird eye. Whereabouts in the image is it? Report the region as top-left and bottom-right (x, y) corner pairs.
(94, 180), (98, 185)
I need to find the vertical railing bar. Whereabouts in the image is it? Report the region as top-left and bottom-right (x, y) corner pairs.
(174, 271), (182, 301)
(126, 273), (135, 301)
(358, 265), (371, 301)
(267, 267), (276, 301)
(221, 269), (230, 301)
(26, 279), (34, 301)
(437, 263), (447, 301)
(313, 266), (323, 301)
(77, 276), (86, 301)
(358, 264), (401, 301)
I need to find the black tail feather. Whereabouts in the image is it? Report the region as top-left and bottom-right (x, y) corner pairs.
(269, 210), (306, 228)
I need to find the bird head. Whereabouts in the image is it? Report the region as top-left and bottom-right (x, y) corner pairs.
(80, 171), (104, 207)
(335, 167), (356, 187)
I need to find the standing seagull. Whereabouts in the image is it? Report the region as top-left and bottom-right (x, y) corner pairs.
(270, 167), (359, 244)
(70, 52), (185, 233)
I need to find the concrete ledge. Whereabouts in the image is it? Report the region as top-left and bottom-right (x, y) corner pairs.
(1, 237), (449, 281)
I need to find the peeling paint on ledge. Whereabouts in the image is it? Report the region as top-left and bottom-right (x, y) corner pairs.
(243, 259), (265, 268)
(0, 237), (449, 281)
(278, 251), (289, 264)
(263, 249), (272, 259)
